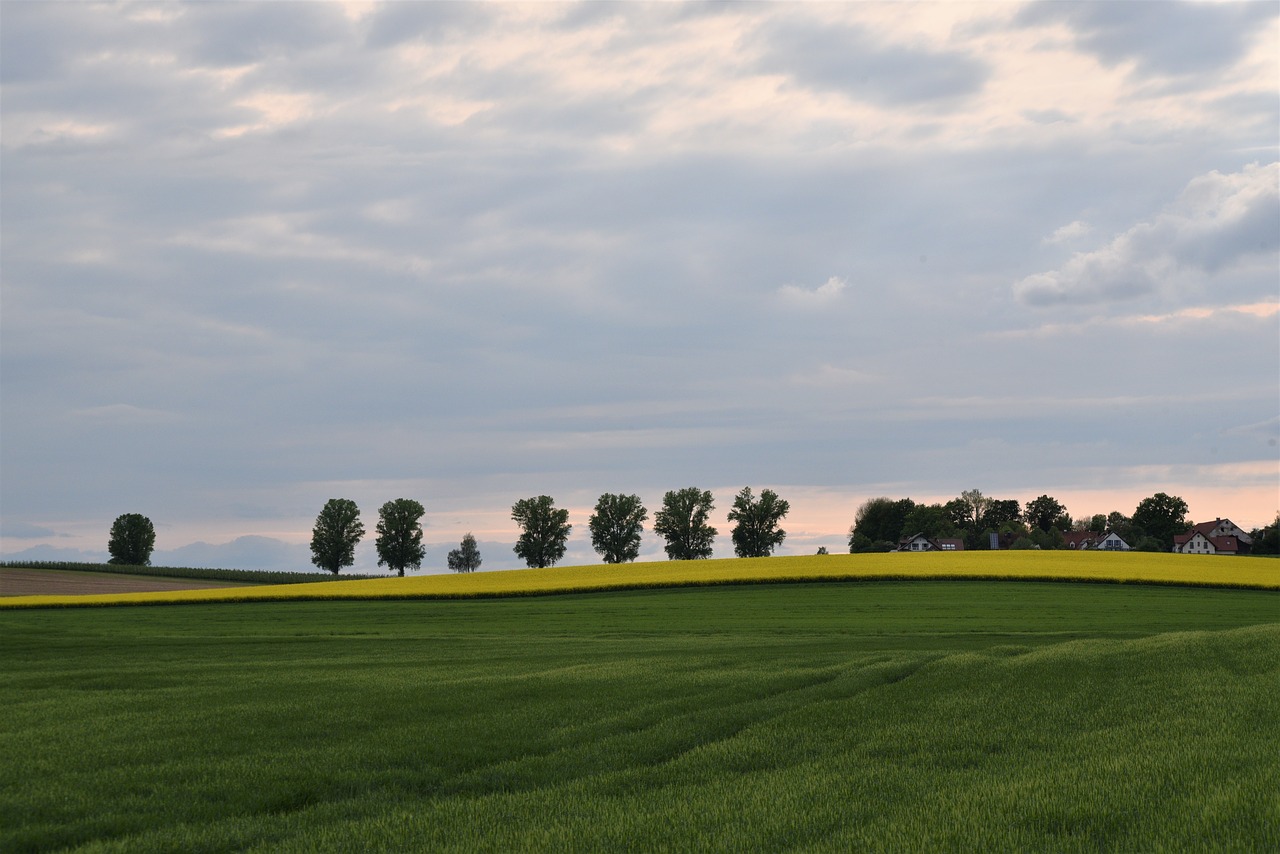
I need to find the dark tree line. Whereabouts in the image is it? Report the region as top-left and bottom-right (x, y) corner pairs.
(846, 489), (1244, 553)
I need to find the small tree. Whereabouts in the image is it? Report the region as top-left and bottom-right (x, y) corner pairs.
(375, 498), (426, 576)
(107, 513), (156, 566)
(727, 487), (790, 558)
(653, 487), (718, 560)
(588, 493), (648, 564)
(448, 533), (483, 572)
(310, 498), (364, 574)
(511, 496), (571, 568)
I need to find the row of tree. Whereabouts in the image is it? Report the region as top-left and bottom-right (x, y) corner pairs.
(103, 488), (1278, 572)
(847, 490), (1272, 553)
(306, 486), (790, 573)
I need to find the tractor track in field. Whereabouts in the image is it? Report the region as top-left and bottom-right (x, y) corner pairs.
(0, 568), (257, 597)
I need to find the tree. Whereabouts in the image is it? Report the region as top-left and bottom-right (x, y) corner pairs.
(848, 497), (916, 551)
(901, 503), (959, 540)
(1131, 493), (1191, 550)
(956, 489), (992, 531)
(1248, 514), (1279, 555)
(982, 499), (1023, 531)
(1025, 495), (1068, 533)
(588, 493), (648, 564)
(1084, 514), (1108, 534)
(107, 513), (156, 566)
(511, 496), (571, 568)
(727, 487), (790, 558)
(374, 498), (426, 576)
(310, 498), (364, 574)
(447, 533), (483, 572)
(653, 487), (718, 560)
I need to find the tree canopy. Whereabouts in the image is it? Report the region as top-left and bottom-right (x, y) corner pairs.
(588, 493), (648, 564)
(1025, 495), (1068, 532)
(1132, 493), (1190, 549)
(653, 487), (718, 560)
(728, 487), (790, 558)
(107, 513), (156, 566)
(849, 497), (916, 548)
(374, 498), (426, 576)
(447, 533), (482, 572)
(310, 498), (365, 574)
(511, 496), (571, 568)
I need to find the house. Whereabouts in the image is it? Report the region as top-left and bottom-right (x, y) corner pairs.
(1096, 531), (1131, 551)
(897, 533), (964, 552)
(1173, 531), (1241, 555)
(1190, 519), (1253, 547)
(1061, 531), (1098, 550)
(1061, 530), (1130, 551)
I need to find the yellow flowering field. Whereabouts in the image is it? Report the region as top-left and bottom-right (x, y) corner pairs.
(3, 551), (1276, 608)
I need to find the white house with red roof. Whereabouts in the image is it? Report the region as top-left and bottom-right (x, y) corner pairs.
(1172, 519), (1252, 555)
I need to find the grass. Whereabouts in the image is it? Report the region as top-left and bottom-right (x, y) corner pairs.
(2, 581), (1277, 851)
(3, 550), (1277, 609)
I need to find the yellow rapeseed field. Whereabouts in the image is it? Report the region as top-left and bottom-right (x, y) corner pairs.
(3, 551), (1276, 608)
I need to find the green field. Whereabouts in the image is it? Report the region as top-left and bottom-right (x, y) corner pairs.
(3, 581), (1277, 851)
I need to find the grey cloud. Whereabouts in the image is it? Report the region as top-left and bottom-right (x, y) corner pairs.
(0, 521), (60, 539)
(1015, 162), (1279, 307)
(177, 3), (351, 68)
(1018, 0), (1277, 78)
(363, 2), (495, 48)
(753, 20), (989, 105)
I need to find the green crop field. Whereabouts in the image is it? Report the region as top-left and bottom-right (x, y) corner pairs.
(3, 581), (1277, 852)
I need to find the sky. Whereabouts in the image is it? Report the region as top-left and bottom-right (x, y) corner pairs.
(2, 1), (1277, 573)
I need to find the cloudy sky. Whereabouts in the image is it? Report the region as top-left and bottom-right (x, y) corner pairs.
(2, 1), (1277, 573)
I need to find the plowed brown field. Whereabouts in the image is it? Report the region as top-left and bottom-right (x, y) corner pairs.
(0, 568), (256, 597)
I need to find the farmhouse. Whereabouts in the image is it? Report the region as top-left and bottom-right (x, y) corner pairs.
(1190, 518), (1253, 546)
(1172, 531), (1242, 555)
(897, 533), (964, 552)
(1061, 531), (1131, 551)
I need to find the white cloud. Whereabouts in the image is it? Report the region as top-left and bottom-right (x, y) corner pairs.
(1015, 161), (1279, 306)
(779, 276), (847, 305)
(1043, 220), (1092, 244)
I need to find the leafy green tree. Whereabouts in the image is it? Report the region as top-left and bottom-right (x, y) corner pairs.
(1025, 495), (1069, 532)
(901, 503), (959, 540)
(310, 498), (365, 574)
(511, 496), (571, 568)
(588, 493), (648, 564)
(447, 533), (482, 572)
(1248, 514), (1279, 555)
(982, 499), (1023, 531)
(727, 487), (790, 558)
(1131, 493), (1191, 550)
(848, 532), (894, 553)
(1029, 526), (1065, 550)
(107, 513), (156, 566)
(375, 498), (426, 576)
(653, 487), (718, 560)
(848, 497), (916, 551)
(1106, 511), (1134, 542)
(1085, 514), (1108, 534)
(956, 489), (991, 531)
